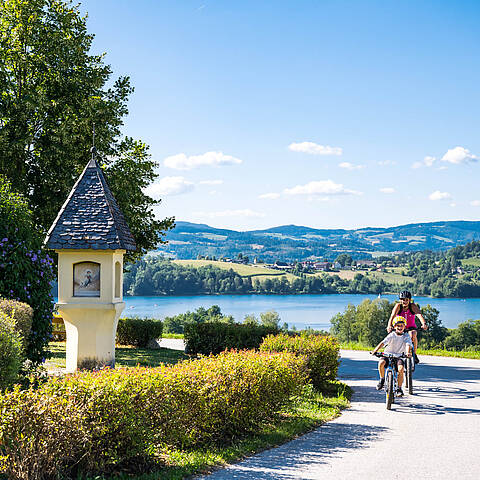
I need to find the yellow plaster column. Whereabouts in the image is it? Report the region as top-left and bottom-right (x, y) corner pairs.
(56, 249), (125, 372)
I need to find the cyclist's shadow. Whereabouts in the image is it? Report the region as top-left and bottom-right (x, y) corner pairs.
(391, 385), (480, 415)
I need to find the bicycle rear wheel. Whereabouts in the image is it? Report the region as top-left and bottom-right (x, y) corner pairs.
(386, 371), (394, 410)
(406, 358), (413, 395)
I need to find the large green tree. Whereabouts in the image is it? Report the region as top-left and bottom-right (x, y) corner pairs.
(0, 0), (174, 261)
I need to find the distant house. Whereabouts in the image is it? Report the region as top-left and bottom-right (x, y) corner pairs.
(332, 261), (342, 270)
(355, 260), (376, 269)
(314, 261), (331, 271)
(274, 261), (294, 271)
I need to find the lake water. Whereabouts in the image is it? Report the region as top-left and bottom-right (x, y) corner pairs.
(119, 294), (480, 331)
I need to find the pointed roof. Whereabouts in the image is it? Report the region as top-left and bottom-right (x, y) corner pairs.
(45, 158), (137, 251)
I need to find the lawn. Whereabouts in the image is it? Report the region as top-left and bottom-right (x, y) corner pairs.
(174, 259), (285, 277)
(46, 342), (189, 370)
(311, 269), (414, 284)
(461, 257), (480, 267)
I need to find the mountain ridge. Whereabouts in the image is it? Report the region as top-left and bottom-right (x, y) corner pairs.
(161, 220), (480, 261)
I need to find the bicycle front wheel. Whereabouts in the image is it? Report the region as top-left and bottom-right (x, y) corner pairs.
(386, 371), (394, 410)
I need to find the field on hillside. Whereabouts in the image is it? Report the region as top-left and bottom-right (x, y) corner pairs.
(461, 258), (480, 267)
(311, 269), (414, 284)
(173, 259), (297, 281)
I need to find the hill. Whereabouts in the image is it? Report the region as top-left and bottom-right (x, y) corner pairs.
(160, 220), (480, 262)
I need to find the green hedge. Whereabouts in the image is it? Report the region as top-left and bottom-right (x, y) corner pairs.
(116, 317), (163, 347)
(0, 311), (23, 390)
(0, 298), (33, 351)
(0, 350), (307, 478)
(184, 322), (279, 355)
(260, 333), (340, 389)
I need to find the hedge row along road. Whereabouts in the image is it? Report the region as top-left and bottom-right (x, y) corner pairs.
(197, 350), (480, 480)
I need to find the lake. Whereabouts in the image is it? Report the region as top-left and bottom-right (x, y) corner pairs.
(120, 294), (480, 330)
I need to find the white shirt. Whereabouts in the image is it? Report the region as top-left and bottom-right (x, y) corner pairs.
(382, 331), (413, 355)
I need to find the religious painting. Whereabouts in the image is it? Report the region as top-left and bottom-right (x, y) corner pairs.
(73, 262), (100, 297)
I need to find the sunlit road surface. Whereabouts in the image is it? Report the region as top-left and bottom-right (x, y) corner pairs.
(195, 349), (480, 479)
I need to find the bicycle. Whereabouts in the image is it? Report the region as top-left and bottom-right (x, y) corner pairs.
(405, 353), (415, 394)
(373, 352), (408, 410)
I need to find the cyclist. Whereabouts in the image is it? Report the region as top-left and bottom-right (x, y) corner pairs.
(371, 316), (413, 396)
(388, 290), (427, 364)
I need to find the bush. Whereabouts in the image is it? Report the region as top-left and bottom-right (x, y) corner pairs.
(163, 305), (234, 334)
(0, 311), (23, 390)
(0, 176), (55, 365)
(0, 350), (307, 478)
(0, 298), (34, 350)
(116, 317), (163, 347)
(260, 333), (340, 389)
(184, 322), (279, 355)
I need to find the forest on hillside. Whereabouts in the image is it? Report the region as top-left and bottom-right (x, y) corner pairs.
(124, 241), (480, 298)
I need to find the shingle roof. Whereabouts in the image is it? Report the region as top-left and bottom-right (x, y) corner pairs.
(45, 158), (137, 251)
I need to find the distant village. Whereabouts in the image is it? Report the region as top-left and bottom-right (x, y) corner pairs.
(196, 254), (385, 273)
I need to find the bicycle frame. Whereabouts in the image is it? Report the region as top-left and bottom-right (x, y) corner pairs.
(374, 352), (406, 410)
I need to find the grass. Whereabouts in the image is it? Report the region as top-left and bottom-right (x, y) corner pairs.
(45, 341), (351, 480)
(339, 341), (480, 359)
(461, 257), (480, 267)
(311, 269), (414, 284)
(162, 333), (185, 339)
(87, 381), (351, 480)
(173, 260), (285, 277)
(46, 342), (189, 370)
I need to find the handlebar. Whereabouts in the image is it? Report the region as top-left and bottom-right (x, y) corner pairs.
(371, 352), (409, 359)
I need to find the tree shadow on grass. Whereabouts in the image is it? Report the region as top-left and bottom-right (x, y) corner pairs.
(194, 423), (388, 480)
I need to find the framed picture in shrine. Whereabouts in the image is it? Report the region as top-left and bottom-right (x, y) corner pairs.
(73, 262), (100, 297)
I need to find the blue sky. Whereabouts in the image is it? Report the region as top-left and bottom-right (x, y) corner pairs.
(80, 0), (480, 231)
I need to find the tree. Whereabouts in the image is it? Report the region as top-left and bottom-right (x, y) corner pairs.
(0, 0), (173, 261)
(0, 176), (55, 365)
(335, 254), (353, 267)
(260, 310), (281, 328)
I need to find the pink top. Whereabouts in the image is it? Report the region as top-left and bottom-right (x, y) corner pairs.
(399, 307), (417, 329)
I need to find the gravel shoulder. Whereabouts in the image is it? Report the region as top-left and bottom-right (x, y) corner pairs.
(195, 349), (480, 480)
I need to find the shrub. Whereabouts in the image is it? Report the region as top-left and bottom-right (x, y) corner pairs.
(0, 298), (34, 350)
(260, 333), (340, 389)
(0, 350), (307, 478)
(0, 311), (23, 390)
(184, 322), (279, 355)
(116, 317), (163, 347)
(0, 176), (55, 365)
(163, 305), (234, 334)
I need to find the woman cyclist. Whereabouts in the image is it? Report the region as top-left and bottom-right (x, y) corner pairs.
(387, 290), (427, 363)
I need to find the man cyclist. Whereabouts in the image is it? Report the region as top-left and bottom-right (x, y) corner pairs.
(388, 290), (427, 364)
(371, 316), (413, 396)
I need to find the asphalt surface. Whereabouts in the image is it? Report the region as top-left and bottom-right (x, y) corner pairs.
(195, 349), (480, 480)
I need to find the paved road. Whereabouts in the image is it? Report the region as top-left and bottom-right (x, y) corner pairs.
(195, 350), (480, 480)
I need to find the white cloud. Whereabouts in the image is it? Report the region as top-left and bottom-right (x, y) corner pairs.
(339, 162), (365, 170)
(428, 190), (452, 201)
(164, 151), (242, 170)
(198, 179), (224, 185)
(378, 160), (397, 166)
(258, 192), (281, 200)
(379, 187), (395, 194)
(283, 180), (362, 196)
(412, 156), (436, 169)
(194, 209), (266, 218)
(288, 142), (342, 156)
(470, 200), (480, 207)
(441, 146), (478, 164)
(145, 176), (194, 197)
(450, 203), (457, 208)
